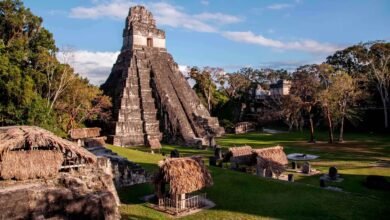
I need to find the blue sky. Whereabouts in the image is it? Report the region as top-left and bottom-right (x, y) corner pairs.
(23, 0), (390, 85)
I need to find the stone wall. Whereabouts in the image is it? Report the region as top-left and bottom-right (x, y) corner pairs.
(86, 144), (150, 187)
(0, 162), (120, 220)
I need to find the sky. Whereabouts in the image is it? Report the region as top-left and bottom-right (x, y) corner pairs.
(23, 0), (390, 85)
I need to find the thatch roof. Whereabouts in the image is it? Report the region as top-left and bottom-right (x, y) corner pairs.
(253, 146), (288, 175)
(223, 145), (254, 165)
(0, 151), (63, 180)
(154, 156), (213, 195)
(0, 126), (96, 163)
(229, 145), (253, 157)
(69, 127), (101, 139)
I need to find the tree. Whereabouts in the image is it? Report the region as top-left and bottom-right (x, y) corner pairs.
(367, 43), (390, 129)
(263, 95), (303, 131)
(0, 0), (57, 127)
(0, 0), (112, 134)
(327, 41), (390, 129)
(189, 67), (225, 112)
(290, 65), (322, 142)
(329, 73), (362, 142)
(317, 64), (336, 143)
(55, 76), (112, 131)
(225, 73), (251, 99)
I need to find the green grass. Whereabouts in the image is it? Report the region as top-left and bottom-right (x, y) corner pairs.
(106, 130), (390, 219)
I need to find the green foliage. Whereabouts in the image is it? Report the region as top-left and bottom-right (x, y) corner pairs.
(0, 0), (111, 134)
(189, 67), (228, 113)
(327, 41), (390, 129)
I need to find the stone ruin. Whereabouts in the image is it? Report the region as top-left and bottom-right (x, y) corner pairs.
(101, 6), (224, 148)
(86, 142), (150, 187)
(72, 127), (150, 187)
(0, 157), (120, 220)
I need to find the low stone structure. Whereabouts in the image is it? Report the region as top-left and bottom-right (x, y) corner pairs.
(69, 127), (106, 147)
(0, 161), (120, 220)
(69, 127), (101, 140)
(86, 144), (150, 187)
(254, 146), (288, 178)
(234, 122), (256, 134)
(224, 145), (254, 168)
(0, 126), (120, 219)
(101, 6), (224, 148)
(0, 126), (96, 180)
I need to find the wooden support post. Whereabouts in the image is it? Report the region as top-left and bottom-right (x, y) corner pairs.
(180, 193), (186, 210)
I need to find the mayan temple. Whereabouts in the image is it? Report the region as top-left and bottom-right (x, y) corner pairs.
(101, 6), (224, 147)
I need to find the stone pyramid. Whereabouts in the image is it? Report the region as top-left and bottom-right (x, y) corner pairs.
(101, 6), (224, 147)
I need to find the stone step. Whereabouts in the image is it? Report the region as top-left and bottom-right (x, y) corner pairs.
(115, 121), (144, 134)
(118, 113), (142, 121)
(142, 104), (158, 112)
(141, 100), (156, 105)
(120, 95), (140, 102)
(120, 98), (140, 107)
(118, 108), (141, 113)
(113, 134), (145, 146)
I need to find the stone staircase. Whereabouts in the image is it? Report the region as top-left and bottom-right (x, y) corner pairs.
(112, 54), (162, 146)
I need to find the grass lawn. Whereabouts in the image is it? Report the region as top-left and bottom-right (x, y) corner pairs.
(106, 130), (390, 219)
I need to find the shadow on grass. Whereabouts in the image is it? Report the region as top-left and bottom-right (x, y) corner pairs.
(294, 172), (390, 200)
(121, 213), (157, 220)
(217, 131), (390, 164)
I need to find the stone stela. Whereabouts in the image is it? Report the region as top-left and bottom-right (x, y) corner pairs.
(101, 6), (224, 148)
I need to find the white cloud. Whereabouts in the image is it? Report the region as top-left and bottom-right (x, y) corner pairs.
(221, 31), (340, 54)
(59, 50), (119, 85)
(179, 65), (196, 88)
(69, 0), (133, 19)
(69, 1), (242, 33)
(194, 12), (243, 25)
(267, 4), (293, 10)
(60, 50), (195, 86)
(150, 2), (217, 33)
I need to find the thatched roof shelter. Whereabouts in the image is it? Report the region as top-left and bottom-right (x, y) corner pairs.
(69, 127), (101, 139)
(154, 156), (213, 196)
(0, 126), (96, 162)
(253, 146), (288, 176)
(229, 145), (253, 157)
(0, 126), (97, 180)
(224, 145), (254, 165)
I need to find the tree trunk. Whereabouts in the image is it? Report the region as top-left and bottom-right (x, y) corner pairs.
(382, 99), (388, 129)
(326, 107), (334, 143)
(309, 115), (315, 143)
(288, 122), (293, 132)
(339, 115), (345, 143)
(206, 83), (212, 113)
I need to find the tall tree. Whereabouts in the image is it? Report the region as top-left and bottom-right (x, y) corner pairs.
(290, 65), (322, 142)
(189, 67), (225, 112)
(0, 0), (57, 127)
(0, 0), (112, 134)
(225, 73), (251, 99)
(327, 41), (390, 129)
(317, 64), (336, 143)
(329, 73), (362, 142)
